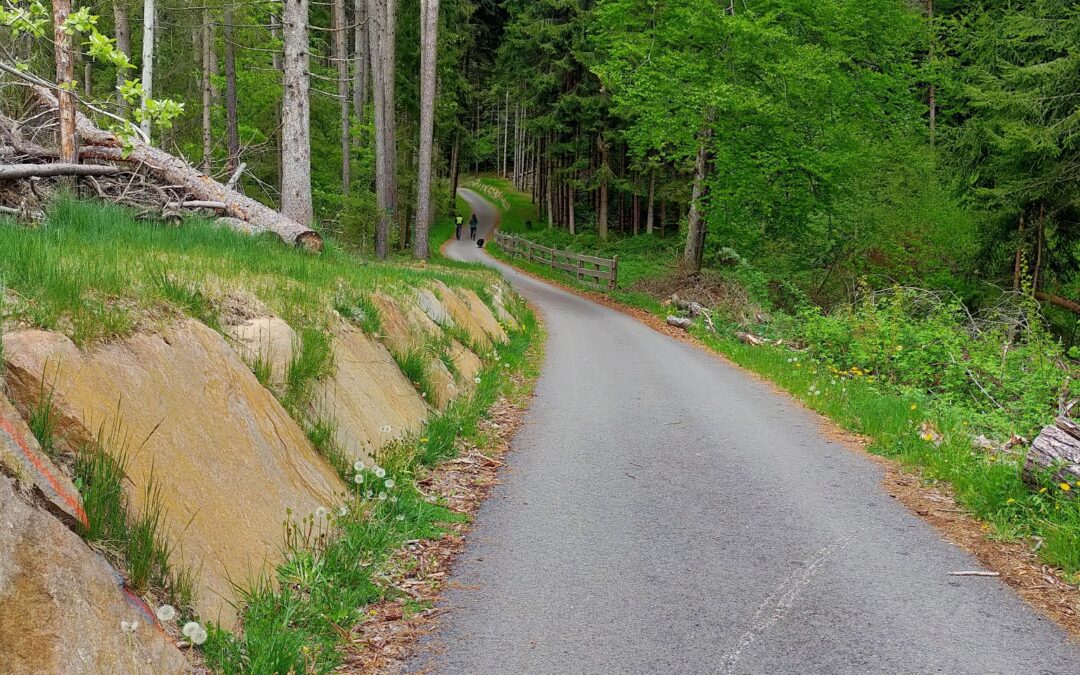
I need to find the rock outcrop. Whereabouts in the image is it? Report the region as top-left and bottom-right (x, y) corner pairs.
(0, 474), (189, 674)
(315, 324), (430, 459)
(432, 281), (507, 349)
(1, 321), (345, 626)
(0, 396), (86, 529)
(225, 316), (298, 391)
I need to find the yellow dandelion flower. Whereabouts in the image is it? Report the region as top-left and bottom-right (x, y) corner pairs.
(1006, 498), (1016, 504)
(910, 403), (917, 411)
(1040, 487), (1048, 494)
(1060, 483), (1072, 492)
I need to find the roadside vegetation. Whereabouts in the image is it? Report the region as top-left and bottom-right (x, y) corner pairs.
(479, 178), (1080, 579)
(204, 307), (541, 674)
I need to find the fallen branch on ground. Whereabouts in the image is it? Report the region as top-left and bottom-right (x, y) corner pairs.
(0, 163), (120, 180)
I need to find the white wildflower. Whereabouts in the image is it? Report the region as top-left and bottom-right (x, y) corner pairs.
(378, 492), (387, 501)
(374, 466), (386, 479)
(354, 473), (364, 484)
(120, 620), (138, 634)
(315, 506), (328, 519)
(390, 496), (398, 503)
(384, 478), (396, 489)
(353, 459), (365, 472)
(155, 605), (177, 622)
(190, 626), (208, 646)
(338, 505), (348, 517)
(182, 621), (201, 638)
(474, 377), (482, 384)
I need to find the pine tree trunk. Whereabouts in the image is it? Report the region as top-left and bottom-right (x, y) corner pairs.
(270, 13), (282, 71)
(632, 179), (640, 235)
(333, 0), (350, 193)
(353, 0), (369, 114)
(412, 0), (439, 259)
(113, 0), (130, 115)
(52, 0), (77, 167)
(201, 7), (213, 172)
(223, 6), (241, 172)
(281, 0), (314, 225)
(683, 120), (713, 271)
(449, 133), (461, 211)
(597, 134), (609, 240)
(139, 0), (155, 139)
(369, 0), (397, 257)
(646, 170), (655, 235)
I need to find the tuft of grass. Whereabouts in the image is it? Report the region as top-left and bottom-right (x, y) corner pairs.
(72, 420), (193, 606)
(393, 349), (438, 404)
(334, 293), (382, 335)
(151, 267), (220, 331)
(282, 328), (334, 415)
(27, 384), (59, 464)
(306, 416), (351, 479)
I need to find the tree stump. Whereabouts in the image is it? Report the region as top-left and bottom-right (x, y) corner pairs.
(1024, 404), (1080, 489)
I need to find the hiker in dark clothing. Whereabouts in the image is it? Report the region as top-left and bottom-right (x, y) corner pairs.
(469, 214), (478, 240)
(455, 214), (464, 240)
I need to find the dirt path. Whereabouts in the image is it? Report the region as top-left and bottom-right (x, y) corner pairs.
(406, 188), (1080, 674)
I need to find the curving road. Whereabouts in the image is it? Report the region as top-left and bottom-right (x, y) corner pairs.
(409, 188), (1080, 674)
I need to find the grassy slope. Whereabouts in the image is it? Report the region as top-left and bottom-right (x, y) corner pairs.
(478, 176), (1080, 579)
(0, 198), (544, 672)
(0, 198), (496, 346)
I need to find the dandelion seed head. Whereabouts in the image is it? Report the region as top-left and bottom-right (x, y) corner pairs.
(120, 620), (138, 634)
(374, 466), (386, 479)
(315, 506), (328, 519)
(354, 473), (364, 484)
(378, 492), (387, 501)
(182, 621), (201, 638)
(155, 605), (176, 622)
(353, 460), (365, 472)
(384, 478), (395, 489)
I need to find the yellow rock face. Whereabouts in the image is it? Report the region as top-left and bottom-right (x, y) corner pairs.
(370, 294), (473, 410)
(0, 474), (189, 674)
(225, 316), (298, 391)
(0, 395), (86, 529)
(1, 321), (345, 627)
(314, 324), (430, 461)
(449, 339), (483, 382)
(432, 282), (508, 349)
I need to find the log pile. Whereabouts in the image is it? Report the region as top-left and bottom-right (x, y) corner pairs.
(0, 88), (321, 251)
(1025, 404), (1080, 489)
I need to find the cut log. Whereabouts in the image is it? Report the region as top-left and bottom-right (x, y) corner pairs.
(736, 331), (766, 346)
(667, 316), (693, 330)
(166, 200), (227, 210)
(1024, 412), (1080, 489)
(0, 163), (120, 180)
(31, 87), (322, 251)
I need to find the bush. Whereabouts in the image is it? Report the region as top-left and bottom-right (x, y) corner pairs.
(797, 286), (1073, 436)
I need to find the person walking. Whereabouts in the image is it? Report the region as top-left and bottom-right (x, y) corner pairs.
(469, 213), (478, 240)
(455, 214), (464, 240)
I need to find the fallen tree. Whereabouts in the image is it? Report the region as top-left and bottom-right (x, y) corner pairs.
(1025, 403), (1080, 489)
(2, 87), (322, 251)
(0, 163), (119, 180)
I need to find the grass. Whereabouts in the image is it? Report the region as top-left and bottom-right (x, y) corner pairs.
(392, 348), (438, 404)
(203, 302), (543, 674)
(0, 197), (501, 346)
(474, 177), (1080, 579)
(73, 419), (194, 609)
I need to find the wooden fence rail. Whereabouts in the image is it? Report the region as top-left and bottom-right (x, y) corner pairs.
(494, 231), (619, 290)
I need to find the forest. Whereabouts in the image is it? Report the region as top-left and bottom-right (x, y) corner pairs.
(2, 1), (1078, 305)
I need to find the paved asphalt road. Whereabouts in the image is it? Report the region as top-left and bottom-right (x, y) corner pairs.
(408, 188), (1080, 674)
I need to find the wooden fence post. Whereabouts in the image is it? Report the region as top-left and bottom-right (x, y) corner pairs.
(611, 255), (619, 290)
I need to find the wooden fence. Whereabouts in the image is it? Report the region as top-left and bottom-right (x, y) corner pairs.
(494, 231), (618, 290)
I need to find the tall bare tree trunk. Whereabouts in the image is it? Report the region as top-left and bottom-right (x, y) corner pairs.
(449, 133), (460, 211)
(646, 170), (655, 235)
(597, 134), (609, 240)
(270, 14), (282, 71)
(927, 0), (936, 145)
(352, 0), (369, 115)
(52, 0), (77, 170)
(139, 0), (155, 139)
(683, 121), (713, 271)
(223, 6), (240, 172)
(501, 91), (509, 177)
(333, 0), (350, 193)
(412, 0), (439, 259)
(282, 0), (313, 225)
(113, 0), (130, 115)
(201, 8), (213, 172)
(369, 0), (397, 257)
